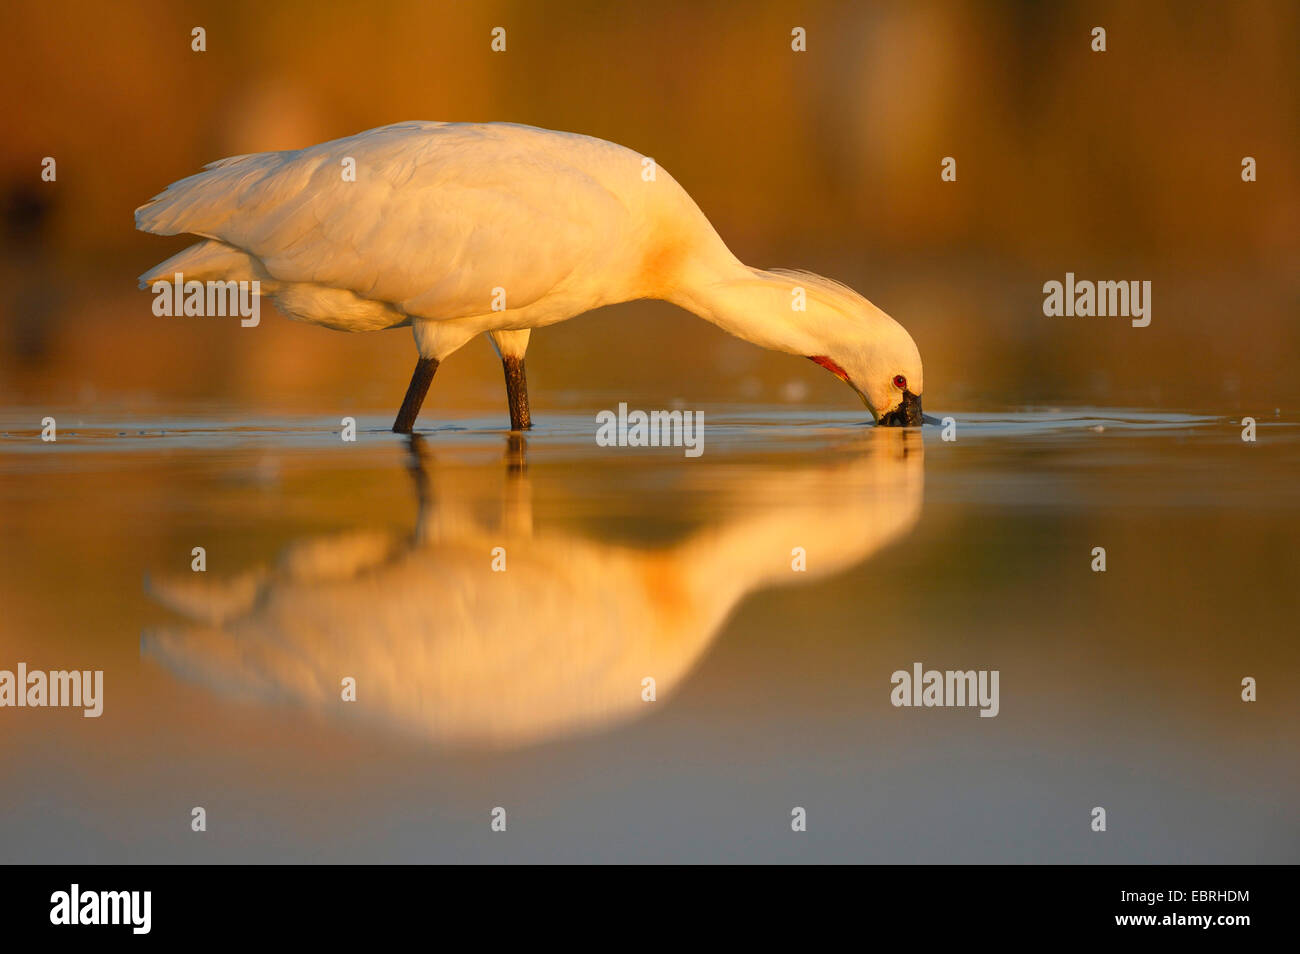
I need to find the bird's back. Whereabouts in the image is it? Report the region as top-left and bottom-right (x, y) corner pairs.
(136, 122), (718, 326)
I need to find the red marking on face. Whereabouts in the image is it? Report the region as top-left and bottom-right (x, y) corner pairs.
(809, 355), (850, 382)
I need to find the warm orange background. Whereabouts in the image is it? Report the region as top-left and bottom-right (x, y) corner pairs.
(1, 0), (1296, 416)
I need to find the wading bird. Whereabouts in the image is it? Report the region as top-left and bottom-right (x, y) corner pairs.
(136, 122), (925, 432)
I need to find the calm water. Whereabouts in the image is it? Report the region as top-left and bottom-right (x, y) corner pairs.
(1, 407), (1297, 863)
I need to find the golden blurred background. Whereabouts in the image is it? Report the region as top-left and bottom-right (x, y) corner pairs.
(1, 0), (1297, 416)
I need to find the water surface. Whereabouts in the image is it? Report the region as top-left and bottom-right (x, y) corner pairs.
(1, 408), (1296, 862)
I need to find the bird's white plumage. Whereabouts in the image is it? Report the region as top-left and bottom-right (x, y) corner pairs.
(137, 121), (923, 418)
(137, 123), (688, 332)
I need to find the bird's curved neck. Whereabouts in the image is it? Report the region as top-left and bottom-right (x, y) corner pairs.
(667, 259), (831, 357)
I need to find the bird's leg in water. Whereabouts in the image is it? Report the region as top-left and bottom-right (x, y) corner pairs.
(403, 434), (434, 545)
(404, 434), (432, 505)
(393, 357), (439, 433)
(502, 355), (531, 431)
(505, 431), (528, 473)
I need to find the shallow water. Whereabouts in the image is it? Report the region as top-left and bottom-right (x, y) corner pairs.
(1, 407), (1297, 862)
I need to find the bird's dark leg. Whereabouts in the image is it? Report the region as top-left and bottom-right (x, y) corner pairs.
(393, 356), (439, 434)
(504, 432), (527, 474)
(404, 434), (432, 508)
(502, 355), (532, 431)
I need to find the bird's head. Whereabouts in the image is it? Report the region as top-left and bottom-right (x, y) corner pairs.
(778, 271), (923, 426)
(809, 309), (924, 426)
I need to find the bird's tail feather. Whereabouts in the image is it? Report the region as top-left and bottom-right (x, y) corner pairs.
(137, 239), (264, 289)
(134, 151), (279, 236)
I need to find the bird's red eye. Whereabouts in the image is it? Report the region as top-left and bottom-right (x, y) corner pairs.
(893, 374), (907, 390)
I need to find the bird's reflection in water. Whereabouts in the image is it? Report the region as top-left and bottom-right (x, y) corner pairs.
(143, 430), (924, 749)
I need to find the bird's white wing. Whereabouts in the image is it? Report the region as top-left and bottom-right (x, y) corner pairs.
(135, 122), (637, 320)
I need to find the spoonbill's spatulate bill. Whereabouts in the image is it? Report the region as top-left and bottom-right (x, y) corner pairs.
(136, 121), (925, 431)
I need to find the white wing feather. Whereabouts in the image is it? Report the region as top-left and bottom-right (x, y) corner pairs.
(136, 122), (639, 322)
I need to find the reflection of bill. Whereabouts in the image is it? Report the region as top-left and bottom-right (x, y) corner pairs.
(143, 431), (924, 749)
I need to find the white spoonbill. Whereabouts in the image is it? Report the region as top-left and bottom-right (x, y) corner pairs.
(136, 121), (926, 431)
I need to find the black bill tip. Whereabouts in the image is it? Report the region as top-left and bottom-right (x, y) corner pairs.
(877, 389), (924, 427)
